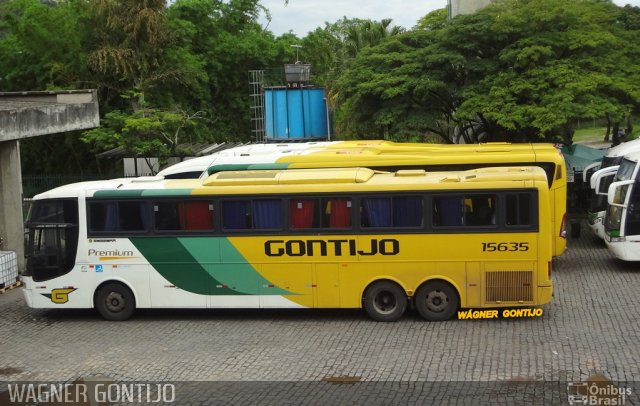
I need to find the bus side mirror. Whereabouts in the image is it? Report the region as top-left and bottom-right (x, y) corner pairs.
(583, 162), (601, 184)
(607, 180), (634, 206)
(591, 165), (618, 191)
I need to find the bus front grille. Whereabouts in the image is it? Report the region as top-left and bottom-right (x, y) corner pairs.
(486, 271), (533, 303)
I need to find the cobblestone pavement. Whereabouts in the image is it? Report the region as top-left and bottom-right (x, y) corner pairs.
(0, 223), (639, 405)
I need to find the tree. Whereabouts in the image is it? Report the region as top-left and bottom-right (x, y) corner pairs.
(81, 107), (204, 175)
(456, 0), (640, 144)
(335, 10), (466, 142)
(335, 1), (640, 144)
(0, 0), (89, 91)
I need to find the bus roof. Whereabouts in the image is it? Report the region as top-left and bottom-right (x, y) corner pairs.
(604, 138), (640, 158)
(156, 142), (338, 178)
(75, 166), (548, 199)
(155, 141), (562, 179)
(620, 150), (640, 162)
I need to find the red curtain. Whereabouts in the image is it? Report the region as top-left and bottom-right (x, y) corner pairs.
(184, 201), (213, 230)
(329, 199), (351, 228)
(290, 199), (315, 228)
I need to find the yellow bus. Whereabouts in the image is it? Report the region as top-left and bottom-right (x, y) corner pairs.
(22, 166), (553, 321)
(204, 142), (568, 256)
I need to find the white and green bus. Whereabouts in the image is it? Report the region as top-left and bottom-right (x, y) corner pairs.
(23, 166), (553, 321)
(605, 151), (640, 261)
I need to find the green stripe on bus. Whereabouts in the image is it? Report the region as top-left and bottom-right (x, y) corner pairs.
(130, 237), (238, 295)
(207, 163), (290, 175)
(130, 237), (291, 296)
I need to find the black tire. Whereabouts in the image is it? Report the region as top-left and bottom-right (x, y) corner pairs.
(363, 281), (407, 322)
(95, 283), (136, 321)
(414, 280), (459, 321)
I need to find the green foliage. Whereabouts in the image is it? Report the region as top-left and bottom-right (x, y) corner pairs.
(335, 1), (640, 144)
(4, 0), (640, 177)
(82, 108), (204, 159)
(0, 0), (89, 90)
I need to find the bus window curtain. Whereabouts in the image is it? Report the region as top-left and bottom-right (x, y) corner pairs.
(253, 199), (282, 229)
(393, 196), (423, 227)
(436, 197), (463, 226)
(290, 199), (315, 228)
(184, 201), (213, 230)
(223, 201), (248, 229)
(138, 203), (149, 230)
(328, 199), (351, 228)
(104, 203), (117, 231)
(364, 198), (391, 227)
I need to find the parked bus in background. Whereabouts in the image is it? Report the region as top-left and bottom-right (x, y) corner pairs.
(586, 139), (640, 239)
(202, 143), (567, 257)
(588, 165), (619, 239)
(22, 166), (553, 321)
(605, 150), (640, 261)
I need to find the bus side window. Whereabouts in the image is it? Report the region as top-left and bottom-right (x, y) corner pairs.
(506, 194), (531, 226)
(433, 196), (463, 227)
(155, 201), (214, 231)
(253, 199), (282, 229)
(222, 199), (282, 230)
(88, 202), (117, 232)
(222, 201), (250, 229)
(155, 202), (181, 231)
(119, 201), (148, 231)
(625, 182), (640, 235)
(322, 198), (352, 229)
(393, 196), (423, 227)
(361, 197), (392, 227)
(465, 195), (496, 226)
(290, 199), (317, 229)
(183, 201), (214, 230)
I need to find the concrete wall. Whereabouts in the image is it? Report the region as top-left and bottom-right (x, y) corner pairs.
(0, 141), (24, 270)
(0, 90), (99, 271)
(0, 90), (99, 142)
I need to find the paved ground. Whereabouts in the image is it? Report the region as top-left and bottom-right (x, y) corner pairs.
(0, 222), (639, 405)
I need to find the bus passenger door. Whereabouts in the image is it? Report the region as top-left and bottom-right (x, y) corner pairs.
(314, 264), (341, 308)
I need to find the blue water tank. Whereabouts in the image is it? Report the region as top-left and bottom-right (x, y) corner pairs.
(264, 87), (329, 141)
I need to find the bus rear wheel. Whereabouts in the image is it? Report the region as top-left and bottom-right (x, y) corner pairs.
(414, 281), (459, 321)
(95, 283), (135, 321)
(363, 281), (407, 322)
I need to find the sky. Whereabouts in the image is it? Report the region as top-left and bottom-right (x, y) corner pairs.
(259, 0), (640, 37)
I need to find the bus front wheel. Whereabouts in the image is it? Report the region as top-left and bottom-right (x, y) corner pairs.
(95, 283), (136, 321)
(363, 281), (407, 322)
(414, 281), (459, 321)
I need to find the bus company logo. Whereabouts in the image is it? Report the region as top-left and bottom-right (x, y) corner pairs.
(567, 380), (631, 405)
(264, 238), (400, 257)
(41, 288), (77, 304)
(88, 248), (136, 261)
(457, 308), (543, 320)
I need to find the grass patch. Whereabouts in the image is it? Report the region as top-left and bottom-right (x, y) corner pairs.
(573, 126), (607, 143)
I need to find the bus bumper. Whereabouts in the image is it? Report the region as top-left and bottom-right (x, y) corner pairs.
(20, 276), (33, 308)
(538, 286), (553, 305)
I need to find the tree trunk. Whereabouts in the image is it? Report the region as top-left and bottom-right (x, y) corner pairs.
(562, 124), (574, 146)
(612, 123), (621, 146)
